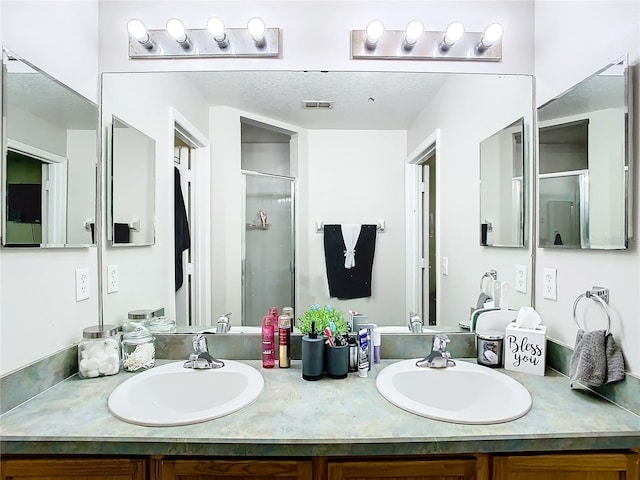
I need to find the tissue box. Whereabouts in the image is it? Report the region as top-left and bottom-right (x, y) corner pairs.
(504, 322), (547, 376)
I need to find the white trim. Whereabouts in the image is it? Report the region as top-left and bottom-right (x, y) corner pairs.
(7, 139), (66, 164)
(169, 107), (210, 328)
(405, 129), (441, 326)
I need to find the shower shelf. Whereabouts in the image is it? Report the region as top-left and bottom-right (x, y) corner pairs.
(246, 223), (271, 231)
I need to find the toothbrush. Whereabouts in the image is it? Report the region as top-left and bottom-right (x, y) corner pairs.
(324, 327), (334, 346)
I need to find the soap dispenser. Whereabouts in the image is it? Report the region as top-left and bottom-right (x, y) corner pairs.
(301, 321), (324, 381)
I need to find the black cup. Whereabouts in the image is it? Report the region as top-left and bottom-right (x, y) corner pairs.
(325, 344), (349, 379)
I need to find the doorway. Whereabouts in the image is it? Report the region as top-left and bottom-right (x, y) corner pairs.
(406, 129), (440, 327)
(171, 109), (210, 327)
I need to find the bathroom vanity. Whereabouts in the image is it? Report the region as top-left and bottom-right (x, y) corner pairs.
(1, 360), (638, 480)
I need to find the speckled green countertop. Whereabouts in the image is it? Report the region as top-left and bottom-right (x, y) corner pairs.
(1, 359), (639, 456)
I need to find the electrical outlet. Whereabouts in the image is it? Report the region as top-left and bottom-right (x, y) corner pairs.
(75, 268), (90, 302)
(107, 265), (119, 294)
(515, 264), (527, 293)
(543, 268), (557, 300)
(441, 257), (449, 276)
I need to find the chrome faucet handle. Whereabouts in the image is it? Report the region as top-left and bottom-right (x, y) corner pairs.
(184, 334), (225, 369)
(432, 333), (450, 353)
(416, 334), (456, 368)
(192, 334), (209, 354)
(408, 313), (423, 333)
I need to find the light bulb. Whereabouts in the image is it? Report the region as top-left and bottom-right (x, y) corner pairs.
(207, 16), (228, 47)
(127, 19), (148, 41)
(207, 17), (225, 40)
(404, 20), (424, 46)
(481, 23), (503, 47)
(445, 21), (465, 44)
(127, 19), (154, 49)
(247, 17), (266, 44)
(166, 18), (187, 43)
(365, 19), (385, 49)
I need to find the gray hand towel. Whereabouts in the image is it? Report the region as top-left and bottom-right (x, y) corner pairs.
(476, 292), (492, 309)
(569, 329), (625, 388)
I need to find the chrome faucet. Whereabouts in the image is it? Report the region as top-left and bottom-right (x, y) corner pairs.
(215, 312), (232, 334)
(416, 333), (456, 368)
(184, 334), (224, 369)
(408, 312), (423, 333)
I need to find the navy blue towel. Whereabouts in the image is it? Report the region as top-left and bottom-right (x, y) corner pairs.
(323, 224), (377, 299)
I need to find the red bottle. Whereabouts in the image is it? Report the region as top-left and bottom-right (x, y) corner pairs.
(262, 315), (275, 368)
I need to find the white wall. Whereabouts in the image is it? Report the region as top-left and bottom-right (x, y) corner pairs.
(0, 0), (99, 376)
(100, 73), (210, 326)
(304, 130), (407, 325)
(66, 130), (97, 246)
(407, 74), (534, 329)
(534, 0), (640, 376)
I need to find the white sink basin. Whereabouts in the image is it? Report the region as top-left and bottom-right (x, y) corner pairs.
(108, 360), (264, 426)
(376, 359), (531, 424)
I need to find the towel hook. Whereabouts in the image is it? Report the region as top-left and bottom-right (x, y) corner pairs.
(572, 286), (611, 335)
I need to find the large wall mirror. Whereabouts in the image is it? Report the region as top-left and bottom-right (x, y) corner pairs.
(1, 49), (98, 247)
(537, 55), (631, 249)
(100, 70), (534, 333)
(108, 115), (156, 246)
(479, 117), (526, 247)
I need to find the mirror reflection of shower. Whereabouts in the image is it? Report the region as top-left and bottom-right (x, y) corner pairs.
(241, 121), (296, 326)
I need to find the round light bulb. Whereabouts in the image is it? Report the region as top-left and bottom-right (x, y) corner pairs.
(207, 17), (226, 41)
(445, 21), (465, 44)
(247, 17), (265, 40)
(483, 23), (503, 45)
(365, 19), (385, 44)
(404, 20), (424, 45)
(127, 19), (148, 41)
(166, 18), (187, 42)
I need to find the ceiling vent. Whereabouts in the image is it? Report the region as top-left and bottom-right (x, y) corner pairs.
(302, 100), (334, 109)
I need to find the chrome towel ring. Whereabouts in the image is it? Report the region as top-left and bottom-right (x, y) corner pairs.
(572, 286), (611, 335)
(480, 270), (497, 293)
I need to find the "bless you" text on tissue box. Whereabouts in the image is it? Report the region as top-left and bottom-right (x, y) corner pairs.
(504, 322), (547, 376)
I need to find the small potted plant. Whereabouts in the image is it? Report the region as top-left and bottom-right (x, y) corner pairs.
(297, 304), (348, 336)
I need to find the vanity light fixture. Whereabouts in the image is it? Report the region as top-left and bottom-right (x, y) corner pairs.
(440, 21), (465, 51)
(207, 17), (229, 48)
(477, 23), (504, 52)
(127, 17), (280, 59)
(127, 19), (155, 49)
(247, 17), (266, 48)
(166, 18), (191, 49)
(365, 19), (385, 49)
(352, 20), (502, 61)
(403, 20), (424, 50)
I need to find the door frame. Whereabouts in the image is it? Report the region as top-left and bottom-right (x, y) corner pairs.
(405, 129), (441, 325)
(169, 108), (210, 327)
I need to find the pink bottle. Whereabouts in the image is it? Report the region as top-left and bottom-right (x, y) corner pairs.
(262, 314), (275, 368)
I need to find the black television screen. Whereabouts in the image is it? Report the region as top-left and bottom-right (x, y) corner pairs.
(7, 183), (42, 223)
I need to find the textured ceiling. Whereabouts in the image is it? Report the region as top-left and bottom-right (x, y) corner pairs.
(184, 70), (451, 131)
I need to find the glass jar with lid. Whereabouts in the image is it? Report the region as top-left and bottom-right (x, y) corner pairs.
(78, 325), (120, 379)
(122, 326), (156, 372)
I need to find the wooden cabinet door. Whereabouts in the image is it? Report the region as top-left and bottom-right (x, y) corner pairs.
(327, 458), (483, 480)
(154, 459), (313, 480)
(0, 457), (146, 480)
(492, 452), (640, 480)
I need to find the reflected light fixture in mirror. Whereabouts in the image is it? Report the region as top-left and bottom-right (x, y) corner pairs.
(127, 16), (279, 58)
(352, 20), (502, 61)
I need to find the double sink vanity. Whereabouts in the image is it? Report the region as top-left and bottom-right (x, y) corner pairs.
(1, 332), (639, 480)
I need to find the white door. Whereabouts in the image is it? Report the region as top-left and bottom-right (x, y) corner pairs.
(174, 144), (194, 326)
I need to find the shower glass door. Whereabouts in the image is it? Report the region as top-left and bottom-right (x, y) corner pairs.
(242, 172), (295, 326)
